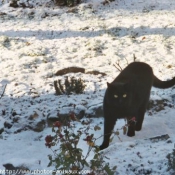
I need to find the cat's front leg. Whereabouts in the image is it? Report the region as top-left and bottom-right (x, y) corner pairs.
(135, 100), (148, 131)
(100, 116), (116, 150)
(127, 118), (136, 137)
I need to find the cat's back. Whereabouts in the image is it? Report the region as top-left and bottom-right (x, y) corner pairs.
(124, 62), (152, 73)
(115, 62), (154, 83)
(120, 62), (153, 77)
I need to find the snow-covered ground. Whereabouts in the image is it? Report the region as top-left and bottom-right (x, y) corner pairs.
(1, 0), (175, 174)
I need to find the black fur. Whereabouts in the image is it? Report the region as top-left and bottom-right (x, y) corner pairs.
(100, 62), (175, 150)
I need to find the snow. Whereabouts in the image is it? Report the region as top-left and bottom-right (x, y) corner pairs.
(1, 0), (175, 174)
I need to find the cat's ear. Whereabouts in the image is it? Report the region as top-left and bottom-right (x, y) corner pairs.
(107, 82), (111, 87)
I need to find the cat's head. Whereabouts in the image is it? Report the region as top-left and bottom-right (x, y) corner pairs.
(106, 82), (133, 107)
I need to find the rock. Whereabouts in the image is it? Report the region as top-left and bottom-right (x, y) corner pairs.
(4, 121), (13, 129)
(14, 120), (46, 133)
(0, 117), (5, 134)
(76, 110), (85, 119)
(46, 108), (60, 124)
(0, 128), (4, 134)
(9, 1), (19, 8)
(14, 126), (33, 134)
(32, 120), (46, 132)
(172, 94), (175, 104)
(86, 103), (103, 118)
(167, 139), (172, 144)
(47, 105), (86, 124)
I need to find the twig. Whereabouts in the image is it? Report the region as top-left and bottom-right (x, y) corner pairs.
(53, 81), (62, 95)
(113, 61), (123, 72)
(124, 57), (129, 65)
(133, 54), (137, 62)
(113, 64), (121, 72)
(0, 84), (7, 99)
(58, 79), (65, 94)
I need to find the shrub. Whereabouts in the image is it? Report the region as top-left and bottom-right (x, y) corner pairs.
(45, 112), (117, 175)
(54, 76), (86, 95)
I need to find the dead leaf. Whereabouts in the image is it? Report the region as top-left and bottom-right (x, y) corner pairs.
(123, 126), (127, 135)
(87, 141), (95, 147)
(115, 131), (120, 136)
(29, 112), (38, 120)
(94, 125), (101, 131)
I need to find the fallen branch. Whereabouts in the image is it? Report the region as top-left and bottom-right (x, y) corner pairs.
(124, 57), (129, 65)
(55, 67), (85, 76)
(55, 67), (106, 76)
(86, 70), (106, 76)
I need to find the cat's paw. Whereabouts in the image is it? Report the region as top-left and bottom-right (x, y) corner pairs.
(99, 143), (109, 150)
(127, 131), (135, 137)
(135, 124), (142, 131)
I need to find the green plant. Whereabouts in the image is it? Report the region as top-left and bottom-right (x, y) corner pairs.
(167, 144), (175, 172)
(54, 76), (86, 95)
(45, 112), (117, 175)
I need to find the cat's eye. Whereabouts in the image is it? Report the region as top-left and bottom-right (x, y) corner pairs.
(114, 95), (118, 98)
(123, 94), (127, 98)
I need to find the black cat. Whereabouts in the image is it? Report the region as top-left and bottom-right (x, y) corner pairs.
(100, 62), (175, 150)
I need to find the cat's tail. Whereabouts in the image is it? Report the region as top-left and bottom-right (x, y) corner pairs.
(153, 76), (175, 89)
